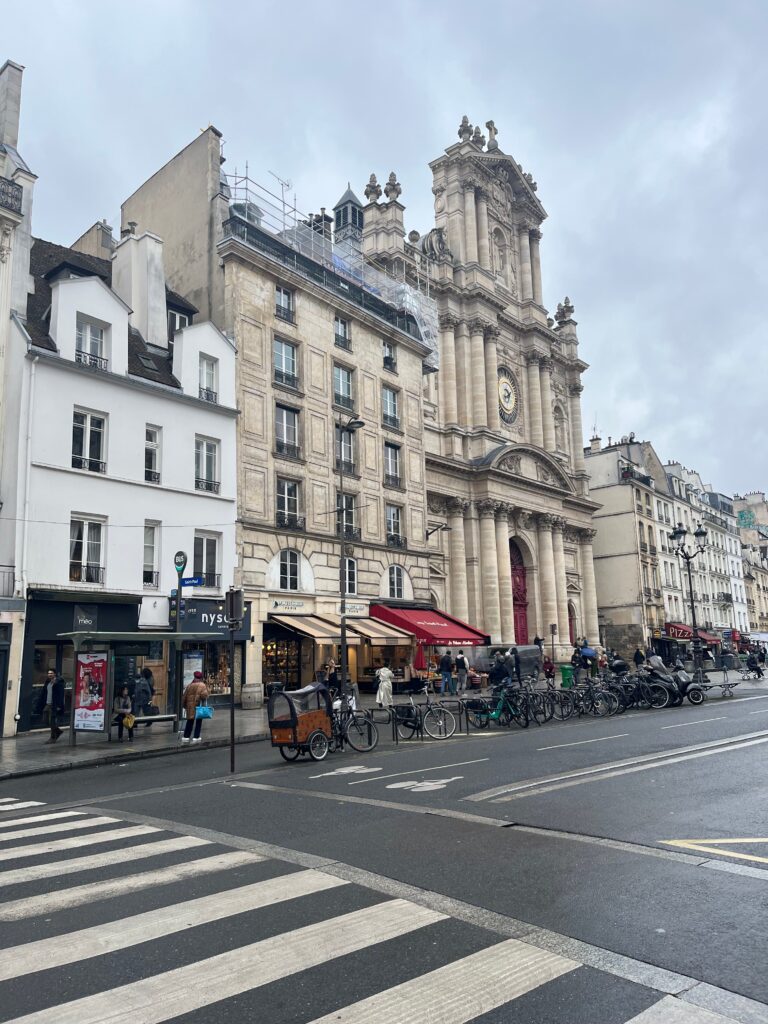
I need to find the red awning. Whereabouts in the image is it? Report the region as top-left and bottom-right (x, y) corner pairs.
(696, 630), (720, 644)
(664, 622), (692, 640)
(370, 605), (490, 647)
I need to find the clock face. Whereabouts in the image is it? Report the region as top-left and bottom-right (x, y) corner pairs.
(497, 367), (519, 424)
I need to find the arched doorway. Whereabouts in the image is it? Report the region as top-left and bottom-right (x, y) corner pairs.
(568, 601), (576, 646)
(509, 541), (528, 644)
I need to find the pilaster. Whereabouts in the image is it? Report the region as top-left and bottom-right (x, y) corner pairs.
(462, 180), (479, 265)
(447, 497), (469, 623)
(476, 189), (491, 271)
(525, 353), (544, 448)
(438, 312), (459, 427)
(478, 499), (502, 642)
(484, 325), (500, 432)
(539, 356), (556, 452)
(469, 318), (488, 428)
(518, 222), (533, 301)
(529, 228), (543, 305)
(495, 502), (515, 643)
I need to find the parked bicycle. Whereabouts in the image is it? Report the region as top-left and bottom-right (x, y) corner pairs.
(395, 686), (457, 740)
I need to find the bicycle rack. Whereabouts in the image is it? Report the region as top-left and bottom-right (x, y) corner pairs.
(390, 703), (424, 744)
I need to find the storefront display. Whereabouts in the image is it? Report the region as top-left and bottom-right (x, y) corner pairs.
(178, 600), (251, 704)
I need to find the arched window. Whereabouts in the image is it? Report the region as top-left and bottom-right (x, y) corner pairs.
(279, 549), (299, 591)
(343, 557), (357, 596)
(388, 565), (404, 600)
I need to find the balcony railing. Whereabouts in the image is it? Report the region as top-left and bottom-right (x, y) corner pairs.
(0, 176), (22, 215)
(382, 413), (400, 430)
(275, 305), (295, 324)
(145, 469), (160, 484)
(643, 586), (652, 599)
(276, 512), (306, 531)
(386, 533), (407, 549)
(143, 570), (160, 589)
(69, 562), (105, 584)
(336, 523), (361, 541)
(75, 350), (108, 371)
(335, 458), (355, 475)
(384, 473), (402, 489)
(649, 545), (657, 555)
(334, 392), (354, 411)
(640, 542), (648, 553)
(72, 455), (106, 474)
(334, 334), (351, 351)
(195, 477), (221, 494)
(199, 386), (218, 403)
(653, 588), (662, 598)
(0, 565), (13, 598)
(198, 571), (221, 588)
(383, 355), (397, 372)
(274, 369), (299, 389)
(276, 439), (301, 459)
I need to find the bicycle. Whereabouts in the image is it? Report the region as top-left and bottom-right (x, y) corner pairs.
(331, 692), (379, 753)
(465, 684), (528, 730)
(396, 686), (456, 740)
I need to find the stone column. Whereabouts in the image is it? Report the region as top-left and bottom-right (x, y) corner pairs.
(469, 319), (488, 428)
(484, 325), (501, 431)
(455, 320), (471, 427)
(476, 189), (491, 271)
(464, 501), (482, 626)
(447, 498), (469, 623)
(551, 518), (570, 644)
(438, 313), (458, 427)
(536, 513), (558, 637)
(529, 228), (543, 304)
(526, 354), (544, 447)
(580, 528), (600, 646)
(539, 356), (556, 452)
(518, 223), (533, 301)
(495, 504), (515, 643)
(478, 501), (502, 642)
(568, 382), (586, 474)
(463, 182), (478, 265)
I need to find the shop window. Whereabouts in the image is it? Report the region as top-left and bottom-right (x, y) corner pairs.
(388, 564), (404, 600)
(279, 549), (299, 591)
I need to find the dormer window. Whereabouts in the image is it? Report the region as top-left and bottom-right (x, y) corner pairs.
(75, 320), (107, 370)
(199, 354), (218, 403)
(168, 309), (189, 343)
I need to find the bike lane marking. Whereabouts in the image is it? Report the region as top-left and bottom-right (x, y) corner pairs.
(661, 718), (726, 730)
(661, 838), (768, 867)
(346, 758), (489, 786)
(537, 734), (628, 751)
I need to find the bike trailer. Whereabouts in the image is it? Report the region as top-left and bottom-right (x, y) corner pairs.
(268, 683), (332, 748)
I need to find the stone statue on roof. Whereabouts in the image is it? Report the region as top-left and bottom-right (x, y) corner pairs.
(364, 174), (382, 202)
(486, 120), (499, 151)
(383, 172), (402, 202)
(458, 115), (473, 142)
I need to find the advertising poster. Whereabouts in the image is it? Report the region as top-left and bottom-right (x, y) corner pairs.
(183, 650), (204, 686)
(74, 652), (108, 731)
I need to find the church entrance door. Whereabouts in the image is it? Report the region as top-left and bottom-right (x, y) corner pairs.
(510, 541), (528, 644)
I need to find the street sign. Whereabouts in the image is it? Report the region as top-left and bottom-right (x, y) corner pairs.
(722, 629), (732, 639)
(174, 551), (188, 574)
(181, 576), (205, 587)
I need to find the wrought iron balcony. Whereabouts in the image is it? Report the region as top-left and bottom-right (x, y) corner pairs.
(275, 305), (295, 324)
(334, 334), (351, 351)
(382, 413), (400, 429)
(143, 570), (160, 589)
(334, 392), (354, 411)
(276, 511), (305, 531)
(336, 523), (361, 541)
(72, 455), (106, 474)
(274, 369), (299, 389)
(383, 355), (397, 372)
(69, 562), (105, 584)
(199, 386), (218, 403)
(276, 439), (301, 459)
(145, 469), (160, 484)
(75, 350), (108, 371)
(0, 176), (22, 215)
(649, 545), (657, 555)
(386, 533), (407, 549)
(199, 571), (221, 588)
(643, 586), (652, 599)
(384, 473), (402, 489)
(195, 477), (221, 494)
(640, 542), (648, 553)
(335, 458), (355, 475)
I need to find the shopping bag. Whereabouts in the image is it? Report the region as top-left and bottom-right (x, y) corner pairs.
(195, 704), (214, 720)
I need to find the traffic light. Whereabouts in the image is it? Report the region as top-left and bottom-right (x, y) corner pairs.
(225, 588), (245, 625)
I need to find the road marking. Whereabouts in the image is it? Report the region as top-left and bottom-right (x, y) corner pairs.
(347, 758), (489, 785)
(748, 708), (768, 714)
(0, 825), (158, 863)
(0, 869), (347, 976)
(7, 900), (445, 1024)
(0, 801), (45, 812)
(537, 734), (628, 751)
(309, 766), (382, 779)
(386, 776), (463, 792)
(306, 937), (578, 1023)
(662, 838), (768, 867)
(661, 718), (726, 730)
(719, 694), (768, 703)
(0, 815), (119, 843)
(0, 811), (86, 829)
(625, 994), (740, 1022)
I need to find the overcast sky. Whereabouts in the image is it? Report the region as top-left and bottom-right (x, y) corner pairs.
(6, 1), (767, 496)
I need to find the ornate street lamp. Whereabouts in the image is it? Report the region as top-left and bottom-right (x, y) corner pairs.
(337, 415), (365, 697)
(671, 521), (708, 678)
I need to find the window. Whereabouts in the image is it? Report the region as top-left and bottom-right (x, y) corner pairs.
(167, 309), (189, 342)
(386, 503), (405, 547)
(145, 426), (161, 483)
(333, 365), (354, 410)
(336, 492), (358, 539)
(382, 339), (397, 372)
(275, 285), (295, 323)
(276, 478), (303, 529)
(195, 437), (220, 493)
(69, 517), (104, 584)
(279, 549), (299, 591)
(275, 406), (300, 458)
(382, 386), (399, 428)
(384, 443), (401, 487)
(273, 338), (298, 388)
(343, 556), (357, 596)
(72, 410), (106, 473)
(335, 426), (354, 474)
(199, 355), (218, 403)
(75, 320), (107, 369)
(334, 316), (351, 350)
(388, 564), (404, 600)
(143, 523), (159, 588)
(193, 533), (220, 588)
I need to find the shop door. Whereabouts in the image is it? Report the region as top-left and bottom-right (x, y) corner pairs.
(510, 541), (528, 644)
(0, 648), (7, 729)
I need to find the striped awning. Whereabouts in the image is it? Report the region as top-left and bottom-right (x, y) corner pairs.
(319, 615), (415, 646)
(268, 615), (361, 644)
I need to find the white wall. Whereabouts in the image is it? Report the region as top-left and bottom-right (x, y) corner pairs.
(172, 321), (237, 407)
(50, 276), (130, 375)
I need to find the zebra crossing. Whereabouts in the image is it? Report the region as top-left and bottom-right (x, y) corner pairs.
(0, 798), (756, 1024)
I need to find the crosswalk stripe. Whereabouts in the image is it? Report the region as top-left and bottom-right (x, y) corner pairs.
(0, 811), (86, 830)
(0, 797), (24, 803)
(0, 802), (45, 812)
(0, 815), (119, 843)
(0, 849), (268, 921)
(0, 868), (348, 978)
(0, 835), (210, 888)
(0, 825), (158, 863)
(625, 995), (737, 1022)
(307, 937), (579, 1023)
(6, 898), (445, 1024)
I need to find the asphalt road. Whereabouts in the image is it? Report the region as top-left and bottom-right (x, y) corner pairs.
(1, 693), (767, 1023)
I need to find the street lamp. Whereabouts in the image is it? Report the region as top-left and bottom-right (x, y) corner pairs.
(671, 521), (708, 679)
(336, 415), (365, 698)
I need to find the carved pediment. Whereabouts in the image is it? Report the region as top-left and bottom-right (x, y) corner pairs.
(492, 445), (575, 493)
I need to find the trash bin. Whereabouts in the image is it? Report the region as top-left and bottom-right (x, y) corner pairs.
(560, 665), (574, 689)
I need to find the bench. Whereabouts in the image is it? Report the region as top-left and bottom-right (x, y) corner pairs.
(698, 672), (740, 699)
(108, 713), (178, 740)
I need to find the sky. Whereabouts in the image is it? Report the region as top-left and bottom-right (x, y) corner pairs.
(5, 0), (768, 496)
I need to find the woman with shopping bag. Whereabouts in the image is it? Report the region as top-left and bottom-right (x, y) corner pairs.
(181, 671), (210, 745)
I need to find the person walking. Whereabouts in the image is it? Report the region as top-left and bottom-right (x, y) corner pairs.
(504, 647), (521, 686)
(133, 670), (153, 716)
(488, 651), (507, 688)
(633, 647), (645, 672)
(37, 668), (66, 744)
(112, 686), (135, 742)
(375, 663), (394, 707)
(438, 650), (455, 695)
(181, 671), (210, 744)
(455, 650), (469, 693)
(542, 655), (556, 684)
(570, 646), (582, 685)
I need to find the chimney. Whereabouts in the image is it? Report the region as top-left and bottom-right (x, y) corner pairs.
(111, 231), (169, 349)
(0, 60), (24, 150)
(590, 435), (601, 453)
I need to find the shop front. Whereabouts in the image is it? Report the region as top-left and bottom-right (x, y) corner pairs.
(370, 604), (490, 682)
(657, 622), (722, 665)
(319, 614), (416, 693)
(178, 598), (252, 705)
(263, 612), (361, 691)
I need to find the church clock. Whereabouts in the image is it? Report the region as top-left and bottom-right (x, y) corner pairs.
(497, 366), (519, 425)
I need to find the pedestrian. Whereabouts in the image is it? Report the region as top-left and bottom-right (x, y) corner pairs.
(504, 647), (521, 686)
(375, 662), (394, 707)
(133, 670), (153, 717)
(181, 670), (210, 744)
(542, 655), (555, 683)
(36, 668), (66, 744)
(570, 646), (582, 685)
(488, 651), (507, 688)
(758, 648), (766, 669)
(326, 658), (338, 692)
(633, 647), (645, 672)
(438, 649), (455, 695)
(455, 649), (469, 693)
(746, 652), (763, 679)
(533, 635), (544, 654)
(112, 685), (135, 742)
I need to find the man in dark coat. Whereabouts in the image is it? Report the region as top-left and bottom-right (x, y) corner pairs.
(504, 648), (521, 686)
(36, 669), (66, 744)
(633, 648), (646, 672)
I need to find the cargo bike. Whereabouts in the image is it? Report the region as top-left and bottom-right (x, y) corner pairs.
(268, 682), (378, 761)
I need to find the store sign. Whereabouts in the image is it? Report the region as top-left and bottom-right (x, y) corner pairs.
(181, 599), (251, 638)
(340, 602), (369, 617)
(73, 604), (98, 631)
(272, 598), (309, 612)
(665, 622), (692, 640)
(74, 652), (107, 731)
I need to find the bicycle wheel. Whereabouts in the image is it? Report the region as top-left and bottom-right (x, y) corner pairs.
(551, 691), (574, 721)
(530, 693), (552, 725)
(308, 730), (329, 761)
(345, 714), (379, 752)
(396, 708), (420, 740)
(648, 684), (670, 709)
(278, 745), (300, 762)
(588, 691), (612, 717)
(466, 700), (490, 728)
(423, 706), (456, 739)
(504, 697), (529, 728)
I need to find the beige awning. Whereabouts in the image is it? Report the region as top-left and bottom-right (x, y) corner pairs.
(318, 615), (414, 646)
(268, 614), (361, 644)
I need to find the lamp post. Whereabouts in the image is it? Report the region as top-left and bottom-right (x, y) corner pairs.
(671, 521), (708, 679)
(336, 415), (365, 698)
